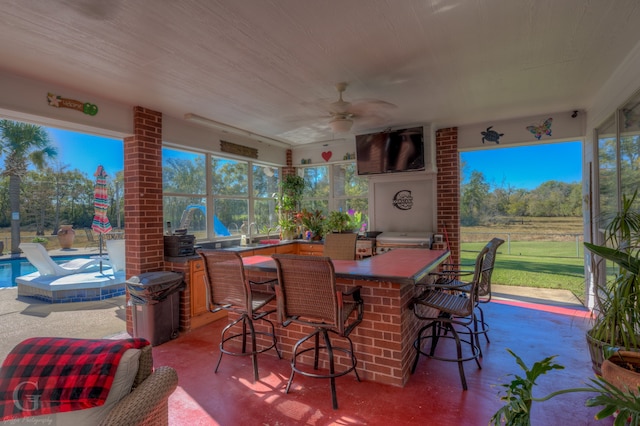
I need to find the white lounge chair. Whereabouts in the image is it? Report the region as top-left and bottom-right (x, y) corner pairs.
(19, 243), (110, 276)
(105, 239), (126, 273)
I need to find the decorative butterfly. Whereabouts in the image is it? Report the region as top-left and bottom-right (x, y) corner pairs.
(526, 118), (553, 140)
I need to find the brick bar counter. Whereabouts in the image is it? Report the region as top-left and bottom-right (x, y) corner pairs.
(242, 248), (449, 387)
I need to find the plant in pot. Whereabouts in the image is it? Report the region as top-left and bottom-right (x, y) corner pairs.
(584, 191), (640, 374)
(298, 209), (326, 240)
(490, 348), (640, 426)
(326, 211), (351, 233)
(275, 174), (305, 240)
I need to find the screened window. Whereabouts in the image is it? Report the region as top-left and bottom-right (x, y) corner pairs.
(162, 147), (279, 241)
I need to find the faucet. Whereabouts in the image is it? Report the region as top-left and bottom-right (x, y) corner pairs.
(248, 222), (258, 243)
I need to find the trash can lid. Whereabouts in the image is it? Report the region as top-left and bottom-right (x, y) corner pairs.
(127, 271), (183, 286)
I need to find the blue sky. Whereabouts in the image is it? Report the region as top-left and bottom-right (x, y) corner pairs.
(461, 141), (582, 190)
(47, 128), (124, 178)
(45, 127), (582, 190)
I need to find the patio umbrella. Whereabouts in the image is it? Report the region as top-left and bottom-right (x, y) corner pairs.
(92, 165), (112, 272)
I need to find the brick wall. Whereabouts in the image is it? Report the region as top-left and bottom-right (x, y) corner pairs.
(124, 106), (164, 335)
(436, 127), (459, 265)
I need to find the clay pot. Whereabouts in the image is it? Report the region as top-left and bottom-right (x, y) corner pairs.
(602, 351), (640, 395)
(57, 225), (76, 249)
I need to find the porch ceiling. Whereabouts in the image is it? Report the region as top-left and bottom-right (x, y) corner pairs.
(1, 0), (640, 145)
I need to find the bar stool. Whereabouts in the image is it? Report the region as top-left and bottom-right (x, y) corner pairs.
(409, 245), (489, 390)
(197, 249), (281, 382)
(272, 254), (364, 409)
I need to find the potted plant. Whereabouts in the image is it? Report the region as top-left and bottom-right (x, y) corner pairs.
(584, 191), (640, 373)
(490, 348), (640, 426)
(275, 174), (305, 240)
(298, 209), (326, 240)
(326, 211), (351, 233)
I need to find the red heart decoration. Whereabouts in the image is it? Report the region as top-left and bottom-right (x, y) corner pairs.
(322, 151), (332, 162)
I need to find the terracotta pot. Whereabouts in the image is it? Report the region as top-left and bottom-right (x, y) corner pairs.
(57, 225), (76, 249)
(602, 351), (640, 395)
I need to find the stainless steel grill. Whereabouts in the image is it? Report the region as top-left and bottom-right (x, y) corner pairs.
(375, 231), (433, 254)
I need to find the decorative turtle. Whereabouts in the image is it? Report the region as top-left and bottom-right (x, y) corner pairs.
(481, 126), (504, 144)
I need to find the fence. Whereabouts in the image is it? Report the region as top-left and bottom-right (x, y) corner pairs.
(461, 232), (585, 258)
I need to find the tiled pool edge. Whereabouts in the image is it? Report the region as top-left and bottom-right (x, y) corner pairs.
(17, 282), (126, 303)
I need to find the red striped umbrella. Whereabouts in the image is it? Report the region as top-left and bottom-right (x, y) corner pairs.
(92, 165), (112, 271)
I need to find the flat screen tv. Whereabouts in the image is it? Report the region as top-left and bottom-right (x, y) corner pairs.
(355, 126), (425, 175)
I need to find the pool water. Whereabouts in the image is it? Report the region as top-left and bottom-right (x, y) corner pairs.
(0, 256), (92, 288)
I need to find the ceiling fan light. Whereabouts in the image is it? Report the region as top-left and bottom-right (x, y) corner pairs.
(330, 117), (353, 133)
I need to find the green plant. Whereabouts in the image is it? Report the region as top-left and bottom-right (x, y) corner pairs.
(326, 211), (351, 233)
(31, 236), (48, 245)
(490, 349), (640, 426)
(584, 190), (640, 351)
(277, 174), (305, 214)
(298, 209), (326, 238)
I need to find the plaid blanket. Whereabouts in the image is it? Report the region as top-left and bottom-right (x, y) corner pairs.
(0, 337), (149, 421)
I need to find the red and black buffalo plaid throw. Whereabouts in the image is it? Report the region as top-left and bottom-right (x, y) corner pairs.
(0, 337), (149, 421)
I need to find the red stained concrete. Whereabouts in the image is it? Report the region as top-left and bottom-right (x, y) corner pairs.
(152, 298), (611, 426)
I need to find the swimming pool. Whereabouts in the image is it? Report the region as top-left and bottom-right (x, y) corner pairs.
(0, 256), (93, 288)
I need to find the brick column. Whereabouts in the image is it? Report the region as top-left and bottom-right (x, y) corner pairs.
(436, 127), (460, 265)
(282, 148), (295, 176)
(124, 106), (164, 335)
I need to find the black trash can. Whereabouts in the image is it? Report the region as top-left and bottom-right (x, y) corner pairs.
(127, 271), (185, 346)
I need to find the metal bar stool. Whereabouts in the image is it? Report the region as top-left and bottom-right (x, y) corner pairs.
(197, 249), (281, 382)
(273, 254), (364, 409)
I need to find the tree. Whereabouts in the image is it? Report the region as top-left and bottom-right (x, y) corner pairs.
(0, 120), (57, 253)
(461, 170), (490, 225)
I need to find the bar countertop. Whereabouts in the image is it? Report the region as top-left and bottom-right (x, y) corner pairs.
(243, 248), (449, 285)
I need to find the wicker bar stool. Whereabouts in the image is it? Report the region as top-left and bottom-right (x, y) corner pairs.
(272, 254), (364, 409)
(197, 249), (281, 382)
(323, 232), (358, 260)
(409, 245), (489, 390)
(427, 237), (504, 356)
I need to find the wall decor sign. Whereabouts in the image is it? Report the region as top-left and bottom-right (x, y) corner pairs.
(220, 140), (258, 159)
(480, 126), (504, 144)
(321, 151), (332, 162)
(392, 190), (413, 210)
(47, 93), (98, 116)
(526, 117), (553, 140)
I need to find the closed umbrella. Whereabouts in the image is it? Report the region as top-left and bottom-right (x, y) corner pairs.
(92, 165), (112, 272)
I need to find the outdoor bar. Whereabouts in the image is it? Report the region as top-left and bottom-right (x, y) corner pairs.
(238, 248), (450, 387)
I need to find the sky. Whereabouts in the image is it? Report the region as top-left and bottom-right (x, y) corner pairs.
(47, 128), (124, 178)
(45, 127), (582, 190)
(461, 141), (582, 190)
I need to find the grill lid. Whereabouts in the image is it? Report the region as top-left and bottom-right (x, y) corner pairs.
(376, 231), (433, 245)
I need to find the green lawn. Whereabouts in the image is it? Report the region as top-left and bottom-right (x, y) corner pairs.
(460, 241), (586, 303)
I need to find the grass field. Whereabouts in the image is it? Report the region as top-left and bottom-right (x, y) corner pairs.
(461, 216), (587, 303)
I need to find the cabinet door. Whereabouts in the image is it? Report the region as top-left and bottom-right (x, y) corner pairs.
(253, 246), (276, 256)
(276, 244), (296, 254)
(190, 259), (209, 317)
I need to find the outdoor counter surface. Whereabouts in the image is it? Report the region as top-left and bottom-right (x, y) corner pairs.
(242, 248), (450, 285)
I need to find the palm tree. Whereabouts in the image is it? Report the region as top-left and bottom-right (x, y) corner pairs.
(0, 120), (57, 253)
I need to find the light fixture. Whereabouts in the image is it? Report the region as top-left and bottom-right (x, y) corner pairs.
(184, 113), (291, 148)
(329, 117), (353, 133)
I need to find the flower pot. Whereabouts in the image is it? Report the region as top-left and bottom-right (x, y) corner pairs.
(57, 225), (76, 249)
(602, 351), (640, 395)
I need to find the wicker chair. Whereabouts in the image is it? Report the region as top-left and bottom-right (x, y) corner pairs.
(323, 232), (358, 260)
(409, 244), (489, 390)
(99, 345), (178, 425)
(197, 249), (281, 382)
(427, 237), (504, 355)
(272, 254), (364, 409)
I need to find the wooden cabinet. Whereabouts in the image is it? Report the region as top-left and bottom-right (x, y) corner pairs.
(253, 246), (276, 256)
(190, 259), (208, 317)
(189, 258), (227, 329)
(297, 243), (324, 256)
(275, 244), (296, 254)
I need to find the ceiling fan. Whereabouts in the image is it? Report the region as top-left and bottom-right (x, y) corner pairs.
(326, 82), (395, 133)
